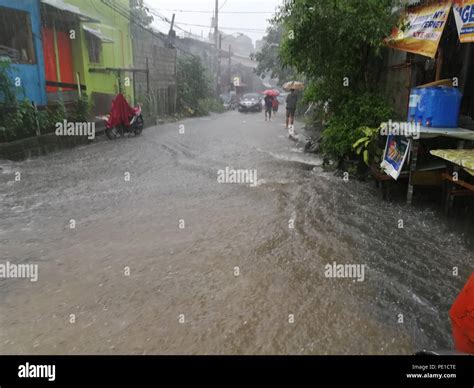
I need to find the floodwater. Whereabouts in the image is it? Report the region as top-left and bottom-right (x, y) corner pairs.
(0, 111), (472, 354)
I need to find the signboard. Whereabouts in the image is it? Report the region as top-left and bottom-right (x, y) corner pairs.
(385, 1), (452, 58)
(453, 0), (474, 42)
(233, 76), (240, 87)
(381, 135), (412, 180)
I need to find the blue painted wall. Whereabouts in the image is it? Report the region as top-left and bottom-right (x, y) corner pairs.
(0, 0), (47, 105)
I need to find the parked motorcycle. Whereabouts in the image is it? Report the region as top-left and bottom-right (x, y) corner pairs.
(104, 93), (144, 140)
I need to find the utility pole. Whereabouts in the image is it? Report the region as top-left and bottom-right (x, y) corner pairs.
(214, 0), (219, 95)
(217, 33), (222, 96)
(228, 44), (232, 93)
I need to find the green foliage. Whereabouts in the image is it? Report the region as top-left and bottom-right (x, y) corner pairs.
(0, 101), (36, 142)
(274, 0), (401, 162)
(0, 59), (16, 106)
(130, 0), (154, 27)
(197, 98), (226, 115)
(321, 92), (393, 160)
(71, 94), (91, 122)
(176, 56), (212, 116)
(352, 126), (381, 165)
(0, 99), (71, 142)
(277, 0), (401, 108)
(38, 102), (67, 134)
(252, 24), (296, 83)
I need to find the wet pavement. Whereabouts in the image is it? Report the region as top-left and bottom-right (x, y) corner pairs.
(0, 110), (473, 354)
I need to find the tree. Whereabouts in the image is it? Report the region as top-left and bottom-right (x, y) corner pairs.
(129, 0), (153, 27)
(176, 56), (211, 116)
(277, 0), (401, 110)
(275, 0), (401, 160)
(252, 24), (295, 83)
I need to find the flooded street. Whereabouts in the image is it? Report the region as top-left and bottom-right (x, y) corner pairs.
(0, 111), (473, 355)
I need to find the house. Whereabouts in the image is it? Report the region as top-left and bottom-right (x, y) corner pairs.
(0, 0), (47, 105)
(1, 0), (135, 117)
(59, 0), (135, 115)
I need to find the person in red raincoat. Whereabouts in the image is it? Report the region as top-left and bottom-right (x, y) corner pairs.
(450, 272), (474, 354)
(106, 93), (136, 129)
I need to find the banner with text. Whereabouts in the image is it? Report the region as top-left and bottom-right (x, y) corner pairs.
(453, 0), (474, 42)
(385, 1), (452, 58)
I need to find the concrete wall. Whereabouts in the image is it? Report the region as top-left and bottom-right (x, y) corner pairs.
(132, 25), (177, 115)
(0, 0), (47, 105)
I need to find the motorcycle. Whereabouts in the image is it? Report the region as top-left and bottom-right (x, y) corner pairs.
(104, 93), (144, 140)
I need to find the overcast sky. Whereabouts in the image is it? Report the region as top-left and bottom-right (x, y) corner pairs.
(143, 0), (283, 43)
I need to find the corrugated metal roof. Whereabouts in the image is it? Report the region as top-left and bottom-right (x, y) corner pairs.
(41, 0), (100, 23)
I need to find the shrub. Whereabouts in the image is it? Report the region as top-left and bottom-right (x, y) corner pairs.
(320, 92), (393, 160)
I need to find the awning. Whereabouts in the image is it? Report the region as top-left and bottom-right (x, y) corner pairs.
(431, 149), (474, 175)
(41, 0), (100, 23)
(83, 26), (114, 43)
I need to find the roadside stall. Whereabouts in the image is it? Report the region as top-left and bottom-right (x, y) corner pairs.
(376, 0), (474, 209)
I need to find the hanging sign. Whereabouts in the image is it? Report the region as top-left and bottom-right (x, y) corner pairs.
(385, 1), (452, 58)
(453, 0), (474, 42)
(381, 135), (412, 180)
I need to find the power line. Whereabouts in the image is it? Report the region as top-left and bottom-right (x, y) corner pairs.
(167, 21), (266, 33)
(219, 0), (228, 11)
(149, 9), (274, 14)
(147, 8), (206, 40)
(100, 0), (197, 57)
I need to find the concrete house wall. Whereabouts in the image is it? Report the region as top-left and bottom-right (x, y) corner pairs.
(64, 0), (134, 115)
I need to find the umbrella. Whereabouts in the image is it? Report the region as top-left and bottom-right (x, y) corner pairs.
(282, 81), (304, 91)
(263, 89), (279, 96)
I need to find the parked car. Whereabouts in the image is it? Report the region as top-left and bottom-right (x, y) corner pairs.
(238, 93), (263, 113)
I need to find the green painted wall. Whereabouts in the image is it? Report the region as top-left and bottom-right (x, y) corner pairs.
(65, 0), (134, 110)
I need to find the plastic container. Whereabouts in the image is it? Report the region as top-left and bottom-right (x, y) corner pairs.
(407, 88), (421, 122)
(415, 86), (462, 128)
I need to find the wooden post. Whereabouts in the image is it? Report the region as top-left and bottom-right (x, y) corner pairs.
(146, 57), (150, 95)
(407, 139), (419, 205)
(435, 46), (443, 81)
(32, 102), (41, 137)
(76, 72), (82, 98)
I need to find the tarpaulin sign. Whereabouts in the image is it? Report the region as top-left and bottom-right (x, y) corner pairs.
(381, 135), (411, 180)
(453, 0), (474, 42)
(385, 1), (452, 58)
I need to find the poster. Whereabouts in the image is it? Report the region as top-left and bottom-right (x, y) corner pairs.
(385, 1), (452, 58)
(381, 135), (412, 180)
(453, 0), (474, 42)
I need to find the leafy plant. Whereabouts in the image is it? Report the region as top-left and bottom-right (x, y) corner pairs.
(271, 0), (401, 163)
(176, 56), (212, 116)
(0, 59), (17, 106)
(352, 126), (381, 165)
(72, 94), (91, 122)
(320, 91), (393, 160)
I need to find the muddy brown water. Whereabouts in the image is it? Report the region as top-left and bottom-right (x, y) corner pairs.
(0, 111), (472, 354)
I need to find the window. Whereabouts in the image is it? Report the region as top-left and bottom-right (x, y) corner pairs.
(0, 6), (36, 64)
(86, 34), (101, 64)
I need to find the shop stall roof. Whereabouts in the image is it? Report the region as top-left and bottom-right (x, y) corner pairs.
(41, 0), (100, 23)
